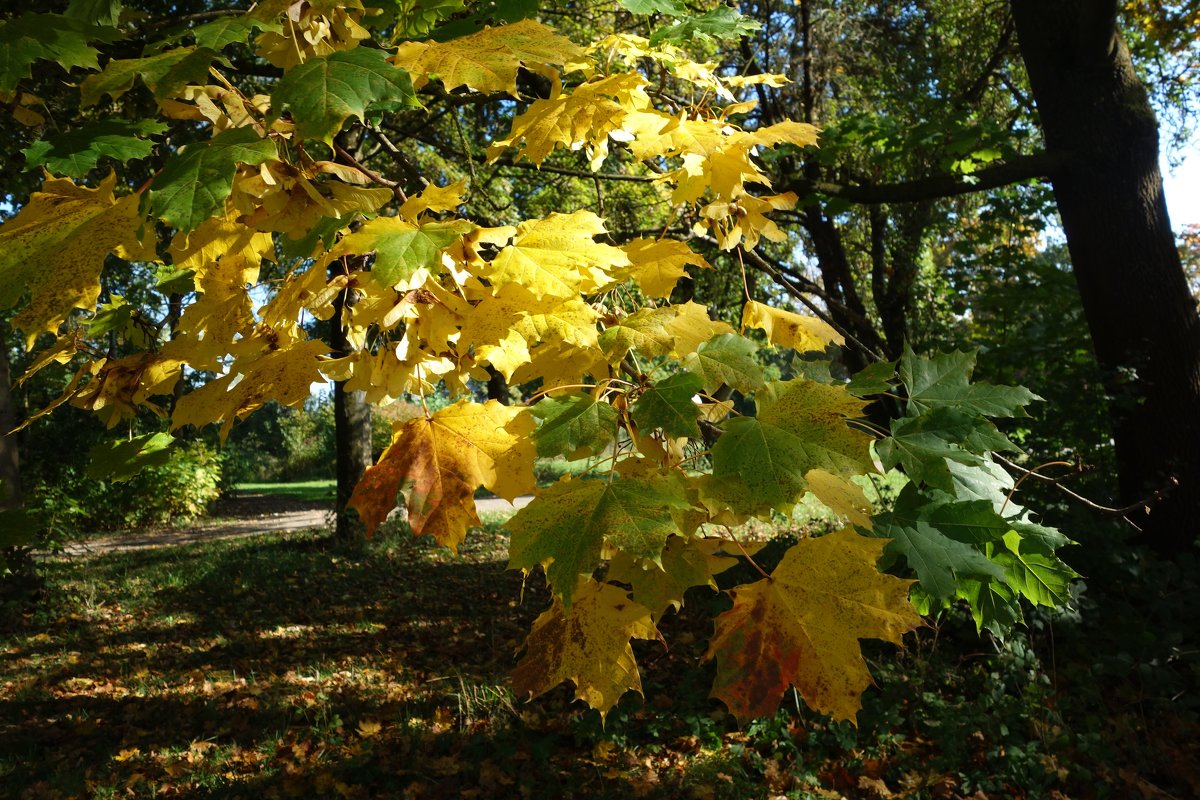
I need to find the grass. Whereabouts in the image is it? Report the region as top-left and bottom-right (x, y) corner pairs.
(233, 480), (337, 503)
(3, 477), (1193, 798)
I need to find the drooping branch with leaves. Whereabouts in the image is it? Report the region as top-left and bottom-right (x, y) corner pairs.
(0, 0), (1075, 724)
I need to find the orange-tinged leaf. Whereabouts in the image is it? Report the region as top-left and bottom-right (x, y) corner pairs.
(706, 528), (921, 724)
(741, 300), (844, 352)
(513, 578), (658, 718)
(349, 400), (535, 548)
(395, 19), (584, 95)
(0, 173), (155, 348)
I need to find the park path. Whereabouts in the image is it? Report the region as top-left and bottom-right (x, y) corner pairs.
(63, 494), (533, 557)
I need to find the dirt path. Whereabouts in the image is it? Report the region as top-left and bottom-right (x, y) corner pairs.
(63, 493), (533, 556)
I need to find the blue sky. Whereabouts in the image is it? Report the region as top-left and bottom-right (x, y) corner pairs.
(1162, 142), (1199, 229)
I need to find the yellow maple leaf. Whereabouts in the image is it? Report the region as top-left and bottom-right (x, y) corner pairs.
(484, 211), (629, 299)
(395, 19), (584, 95)
(512, 578), (658, 718)
(805, 470), (874, 530)
(254, 0), (371, 69)
(664, 301), (735, 356)
(488, 73), (649, 166)
(0, 174), (155, 348)
(706, 528), (921, 724)
(348, 400), (535, 549)
(741, 300), (844, 352)
(398, 179), (468, 222)
(622, 238), (710, 298)
(171, 339), (331, 440)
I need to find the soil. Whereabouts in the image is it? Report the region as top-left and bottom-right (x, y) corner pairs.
(63, 492), (532, 557)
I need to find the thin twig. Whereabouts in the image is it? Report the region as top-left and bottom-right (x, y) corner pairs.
(992, 453), (1177, 520)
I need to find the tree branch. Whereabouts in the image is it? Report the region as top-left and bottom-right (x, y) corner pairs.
(786, 151), (1065, 205)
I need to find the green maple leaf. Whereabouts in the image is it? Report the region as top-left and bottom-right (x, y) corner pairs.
(900, 344), (1040, 418)
(331, 217), (474, 288)
(951, 580), (1021, 636)
(23, 119), (168, 178)
(530, 393), (618, 459)
(80, 46), (224, 106)
(631, 372), (703, 439)
(149, 127), (277, 233)
(618, 0), (689, 15)
(507, 477), (692, 607)
(993, 531), (1076, 608)
(190, 15), (281, 51)
(599, 307), (675, 362)
(65, 0), (124, 27)
(272, 48), (419, 142)
(846, 359), (896, 397)
(649, 7), (761, 46)
(876, 408), (987, 491)
(711, 379), (871, 512)
(871, 484), (1009, 599)
(681, 333), (765, 393)
(0, 13), (119, 97)
(86, 432), (176, 482)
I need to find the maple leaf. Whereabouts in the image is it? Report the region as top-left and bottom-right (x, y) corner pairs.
(681, 333), (766, 393)
(741, 300), (844, 352)
(149, 127), (277, 233)
(348, 400), (536, 549)
(171, 339), (331, 441)
(599, 306), (677, 363)
(507, 476), (693, 607)
(623, 238), (710, 298)
(330, 216), (474, 288)
(513, 578), (657, 718)
(80, 46), (223, 106)
(484, 211), (629, 300)
(0, 173), (155, 348)
(22, 119), (169, 178)
(271, 47), (419, 142)
(711, 379), (872, 513)
(489, 73), (649, 166)
(530, 393), (618, 459)
(0, 13), (119, 98)
(396, 18), (584, 95)
(899, 345), (1040, 418)
(631, 372), (704, 439)
(805, 469), (874, 530)
(607, 535), (742, 621)
(870, 484), (1011, 599)
(706, 528), (922, 723)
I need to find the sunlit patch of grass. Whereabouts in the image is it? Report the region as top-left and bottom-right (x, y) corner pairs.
(233, 479), (337, 503)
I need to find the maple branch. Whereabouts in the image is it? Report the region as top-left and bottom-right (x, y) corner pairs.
(783, 152), (1065, 206)
(494, 160), (658, 184)
(332, 142), (406, 201)
(991, 453), (1179, 521)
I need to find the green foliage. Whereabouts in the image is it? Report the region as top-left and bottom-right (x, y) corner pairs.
(22, 119), (169, 178)
(148, 127), (277, 232)
(270, 48), (419, 142)
(0, 13), (119, 96)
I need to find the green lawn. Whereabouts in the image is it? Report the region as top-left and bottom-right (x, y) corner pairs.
(234, 479), (337, 503)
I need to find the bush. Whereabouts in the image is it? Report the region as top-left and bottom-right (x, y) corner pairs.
(26, 440), (223, 533)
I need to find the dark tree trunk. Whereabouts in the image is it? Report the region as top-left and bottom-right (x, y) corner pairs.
(1012, 0), (1200, 553)
(330, 278), (373, 541)
(0, 333), (20, 511)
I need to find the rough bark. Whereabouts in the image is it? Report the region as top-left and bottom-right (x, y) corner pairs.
(1012, 0), (1200, 552)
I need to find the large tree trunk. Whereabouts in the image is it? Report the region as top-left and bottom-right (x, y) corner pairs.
(0, 333), (20, 511)
(1012, 0), (1200, 553)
